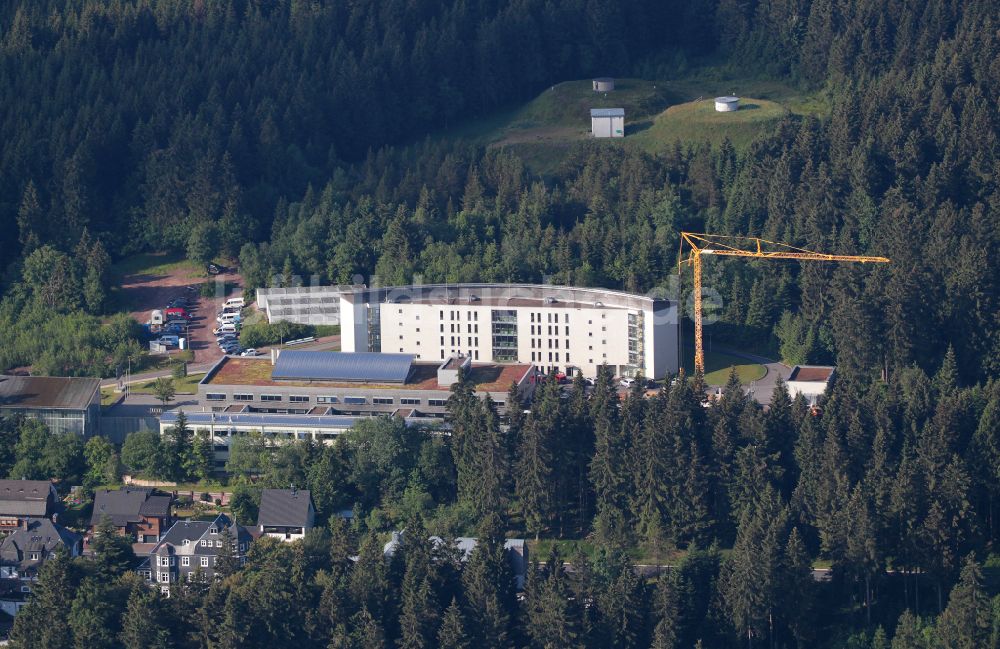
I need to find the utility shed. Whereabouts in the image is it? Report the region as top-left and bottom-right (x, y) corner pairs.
(787, 365), (836, 405)
(590, 108), (625, 138)
(592, 77), (615, 92)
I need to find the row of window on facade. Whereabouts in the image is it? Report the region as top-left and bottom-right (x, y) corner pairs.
(205, 394), (446, 406)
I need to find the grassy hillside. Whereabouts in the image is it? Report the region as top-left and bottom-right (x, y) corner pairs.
(433, 69), (825, 174)
(628, 97), (788, 151)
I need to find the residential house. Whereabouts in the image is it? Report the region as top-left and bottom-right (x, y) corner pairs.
(256, 488), (315, 542)
(0, 518), (82, 615)
(138, 513), (251, 596)
(90, 487), (173, 543)
(0, 479), (58, 532)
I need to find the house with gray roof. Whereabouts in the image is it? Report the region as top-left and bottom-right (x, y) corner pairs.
(0, 479), (59, 532)
(256, 488), (315, 542)
(138, 513), (251, 596)
(0, 517), (81, 615)
(0, 375), (101, 436)
(90, 487), (173, 543)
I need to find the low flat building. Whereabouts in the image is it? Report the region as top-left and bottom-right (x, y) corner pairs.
(0, 375), (101, 436)
(0, 480), (58, 532)
(256, 488), (315, 542)
(256, 285), (358, 325)
(787, 365), (836, 405)
(196, 351), (532, 417)
(90, 487), (173, 544)
(0, 518), (81, 615)
(160, 351), (534, 468)
(137, 513), (251, 597)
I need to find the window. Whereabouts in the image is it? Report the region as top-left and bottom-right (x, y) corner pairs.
(428, 399), (447, 407)
(28, 552), (40, 561)
(601, 326), (606, 332)
(373, 397), (393, 405)
(344, 396), (367, 405)
(565, 326), (569, 335)
(233, 394), (253, 401)
(209, 527), (218, 534)
(206, 393), (226, 401)
(159, 573), (170, 583)
(564, 314), (569, 323)
(399, 335), (403, 340)
(182, 539), (189, 546)
(317, 396), (338, 404)
(200, 540), (207, 547)
(400, 398), (420, 405)
(201, 557), (209, 567)
(182, 557), (190, 566)
(289, 395), (309, 403)
(260, 394), (281, 402)
(216, 540), (223, 547)
(440, 324), (444, 332)
(158, 556), (170, 567)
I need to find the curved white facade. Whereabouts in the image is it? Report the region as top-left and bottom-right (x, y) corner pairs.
(340, 284), (678, 380)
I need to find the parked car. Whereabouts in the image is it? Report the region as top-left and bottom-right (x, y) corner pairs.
(619, 377), (636, 388)
(165, 307), (190, 320)
(584, 377), (596, 386)
(225, 297), (245, 308)
(240, 349), (258, 357)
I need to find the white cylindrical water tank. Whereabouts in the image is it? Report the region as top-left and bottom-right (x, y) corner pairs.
(715, 96), (740, 112)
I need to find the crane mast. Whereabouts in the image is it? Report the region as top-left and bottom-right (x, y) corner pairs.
(679, 232), (890, 375)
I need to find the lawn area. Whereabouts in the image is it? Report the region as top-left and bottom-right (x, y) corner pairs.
(627, 97), (788, 151)
(682, 347), (767, 385)
(111, 251), (201, 278)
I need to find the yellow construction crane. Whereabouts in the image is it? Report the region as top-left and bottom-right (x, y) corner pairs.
(679, 232), (890, 375)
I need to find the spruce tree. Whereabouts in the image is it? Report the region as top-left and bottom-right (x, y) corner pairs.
(120, 583), (172, 649)
(590, 364), (628, 545)
(438, 598), (470, 649)
(91, 514), (135, 577)
(935, 554), (991, 649)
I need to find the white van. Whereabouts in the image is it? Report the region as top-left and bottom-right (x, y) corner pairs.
(217, 312), (240, 324)
(225, 297), (245, 308)
(214, 323), (237, 335)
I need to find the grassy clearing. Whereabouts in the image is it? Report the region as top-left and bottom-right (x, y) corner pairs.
(628, 97), (788, 151)
(426, 67), (826, 173)
(682, 348), (767, 385)
(112, 251), (201, 278)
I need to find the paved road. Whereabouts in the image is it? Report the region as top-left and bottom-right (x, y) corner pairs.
(708, 345), (791, 406)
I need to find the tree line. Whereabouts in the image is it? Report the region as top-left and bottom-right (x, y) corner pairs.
(7, 349), (1000, 646)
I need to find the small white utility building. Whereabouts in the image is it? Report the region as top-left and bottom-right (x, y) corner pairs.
(592, 77), (615, 92)
(591, 108), (625, 138)
(715, 96), (740, 112)
(787, 365), (836, 405)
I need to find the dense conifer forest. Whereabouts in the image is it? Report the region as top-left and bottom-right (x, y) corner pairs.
(2, 0), (1000, 647)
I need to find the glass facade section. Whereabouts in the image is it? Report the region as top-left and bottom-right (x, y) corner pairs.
(491, 309), (518, 362)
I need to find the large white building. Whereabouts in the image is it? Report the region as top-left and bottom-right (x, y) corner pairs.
(340, 284), (678, 380)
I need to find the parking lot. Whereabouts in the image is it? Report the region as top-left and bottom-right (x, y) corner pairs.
(120, 262), (244, 364)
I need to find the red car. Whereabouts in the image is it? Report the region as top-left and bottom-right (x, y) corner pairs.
(165, 307), (191, 320)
